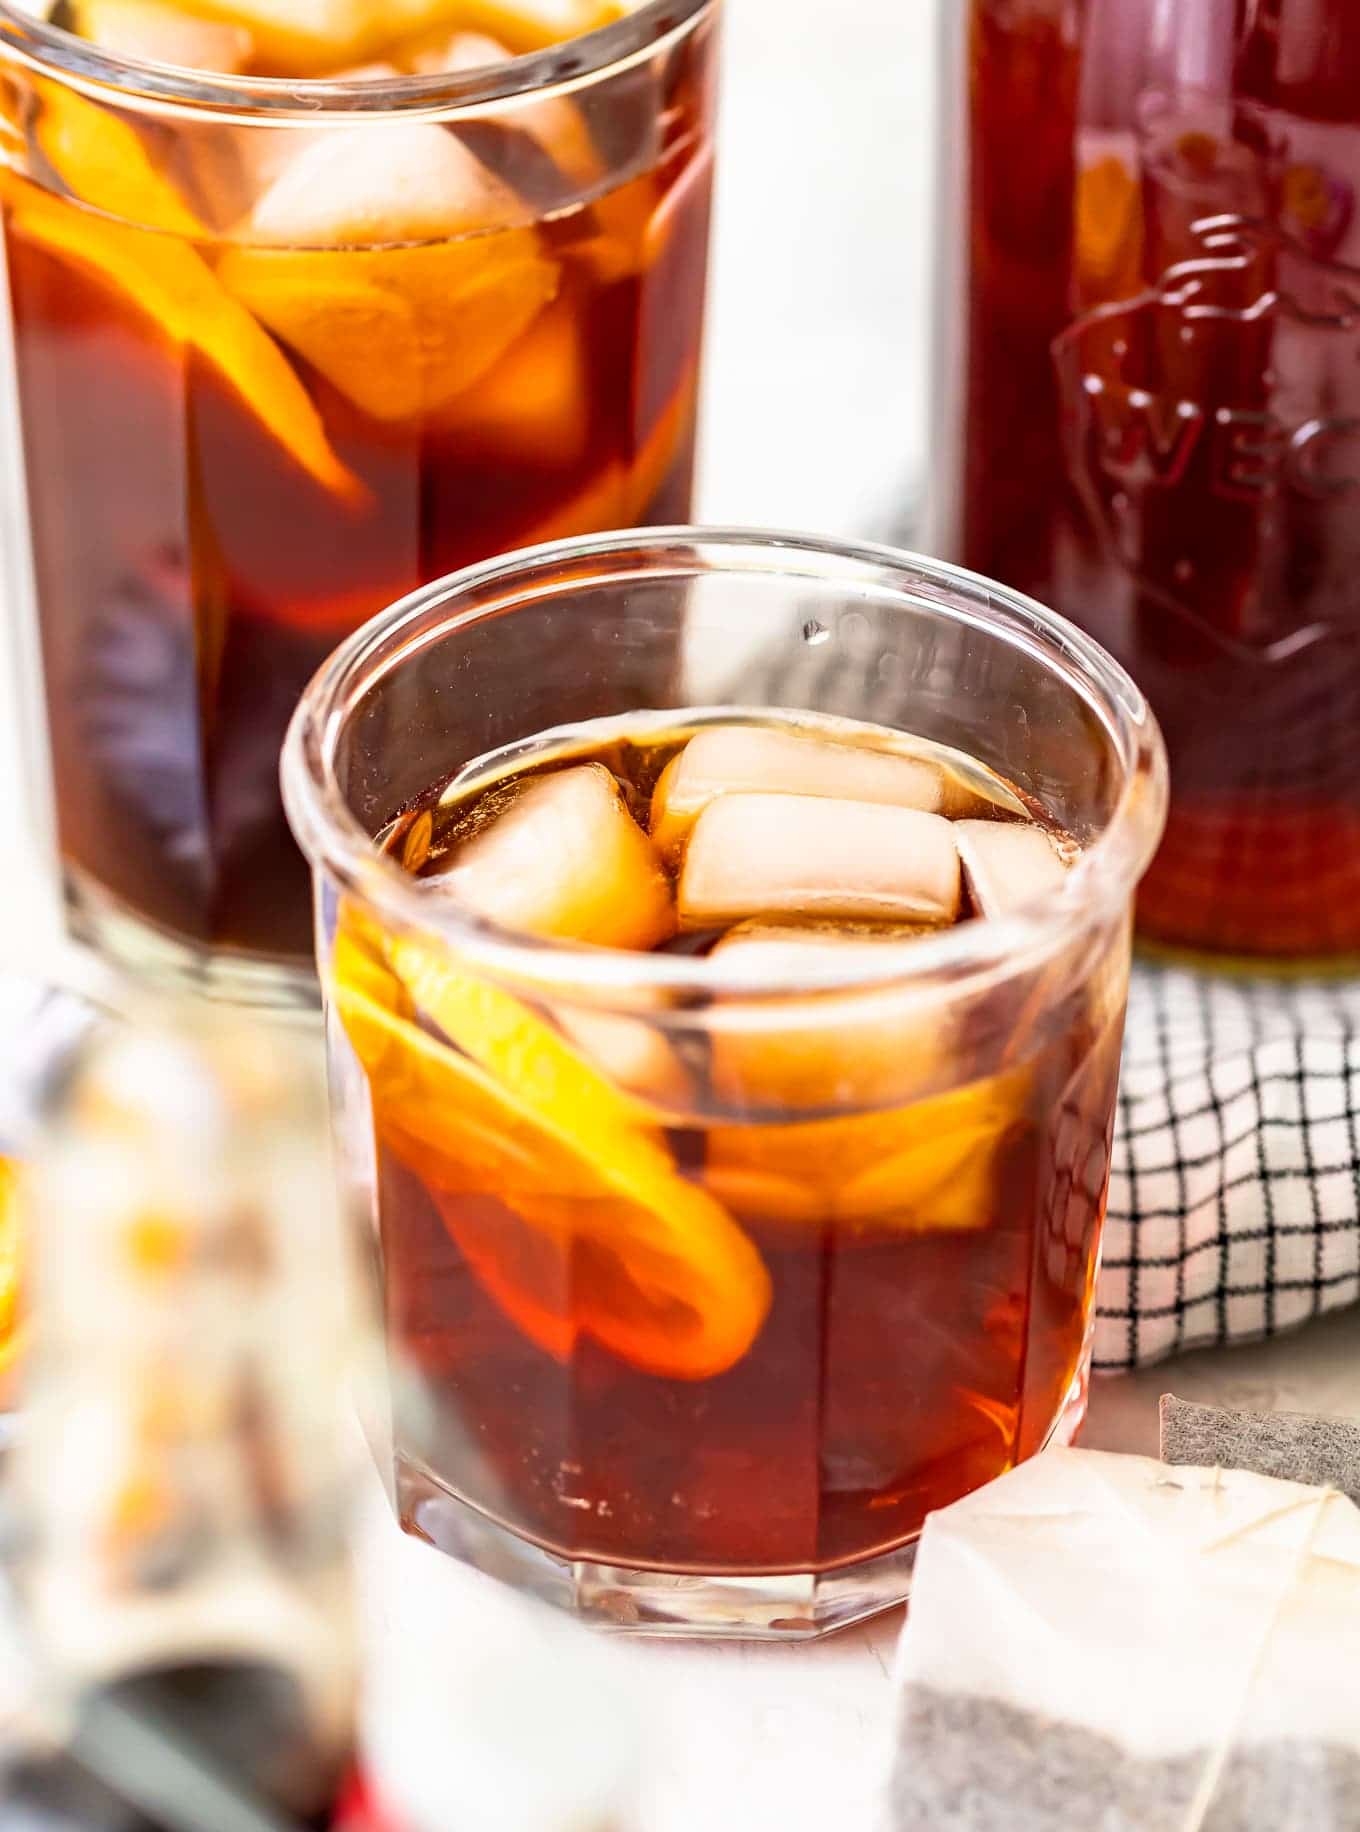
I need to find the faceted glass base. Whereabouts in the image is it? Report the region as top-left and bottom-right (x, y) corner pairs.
(396, 1457), (917, 1640)
(388, 1361), (1093, 1641)
(65, 870), (319, 1011)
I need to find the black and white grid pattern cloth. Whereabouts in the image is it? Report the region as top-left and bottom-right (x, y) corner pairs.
(1096, 962), (1360, 1372)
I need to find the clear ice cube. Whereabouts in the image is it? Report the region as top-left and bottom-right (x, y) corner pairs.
(247, 120), (529, 246)
(407, 31), (601, 183)
(651, 725), (977, 862)
(73, 0), (254, 70)
(954, 818), (1069, 918)
(548, 1006), (691, 1113)
(218, 124), (558, 420)
(709, 925), (954, 1113)
(170, 0), (374, 73)
(678, 793), (961, 929)
(445, 0), (624, 55)
(433, 763), (675, 950)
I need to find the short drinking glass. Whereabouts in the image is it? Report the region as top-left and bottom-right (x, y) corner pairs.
(283, 528), (1167, 1638)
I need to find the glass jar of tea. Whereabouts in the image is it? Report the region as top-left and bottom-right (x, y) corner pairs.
(933, 0), (1360, 963)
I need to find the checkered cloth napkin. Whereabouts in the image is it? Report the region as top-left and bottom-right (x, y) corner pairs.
(1096, 961), (1360, 1372)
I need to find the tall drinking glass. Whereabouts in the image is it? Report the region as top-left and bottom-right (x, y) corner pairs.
(283, 528), (1167, 1638)
(0, 0), (715, 1003)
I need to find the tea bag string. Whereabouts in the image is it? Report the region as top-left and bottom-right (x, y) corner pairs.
(1180, 1477), (1341, 1832)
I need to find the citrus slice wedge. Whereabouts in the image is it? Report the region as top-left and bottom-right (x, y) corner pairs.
(3, 178), (362, 503)
(331, 913), (771, 1379)
(707, 1067), (1033, 1238)
(33, 79), (205, 236)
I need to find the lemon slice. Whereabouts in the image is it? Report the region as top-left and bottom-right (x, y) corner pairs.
(707, 1068), (1033, 1237)
(332, 913), (771, 1379)
(4, 178), (362, 503)
(33, 80), (205, 237)
(1075, 151), (1144, 300)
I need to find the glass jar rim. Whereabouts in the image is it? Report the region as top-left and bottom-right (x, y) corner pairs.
(0, 0), (708, 119)
(281, 526), (1169, 1010)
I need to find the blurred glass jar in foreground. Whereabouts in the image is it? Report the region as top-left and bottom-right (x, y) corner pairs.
(2, 1011), (365, 1828)
(0, 0), (716, 1006)
(934, 0), (1360, 962)
(284, 529), (1166, 1639)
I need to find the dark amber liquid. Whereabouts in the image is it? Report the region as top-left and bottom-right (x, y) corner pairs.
(3, 77), (711, 966)
(347, 716), (1124, 1574)
(956, 0), (1360, 959)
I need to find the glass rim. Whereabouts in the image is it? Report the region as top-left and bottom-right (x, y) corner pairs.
(281, 526), (1169, 1010)
(0, 0), (709, 119)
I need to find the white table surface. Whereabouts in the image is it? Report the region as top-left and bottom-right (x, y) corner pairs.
(2, 2), (1358, 1824)
(353, 1305), (1360, 1832)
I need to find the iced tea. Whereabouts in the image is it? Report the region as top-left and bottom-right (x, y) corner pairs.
(943, 0), (1360, 960)
(331, 711), (1128, 1589)
(0, 0), (714, 995)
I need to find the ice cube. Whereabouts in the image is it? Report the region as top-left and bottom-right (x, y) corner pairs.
(171, 0), (483, 75)
(433, 763), (674, 950)
(678, 793), (961, 929)
(331, 59), (404, 79)
(406, 31), (601, 184)
(709, 924), (953, 1113)
(171, 0), (374, 74)
(247, 120), (529, 246)
(399, 25), (507, 73)
(548, 1006), (690, 1112)
(710, 920), (944, 978)
(219, 125), (558, 420)
(72, 0), (254, 70)
(651, 725), (977, 863)
(443, 0), (625, 55)
(955, 818), (1069, 918)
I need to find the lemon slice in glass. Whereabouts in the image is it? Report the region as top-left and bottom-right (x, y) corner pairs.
(332, 913), (771, 1380)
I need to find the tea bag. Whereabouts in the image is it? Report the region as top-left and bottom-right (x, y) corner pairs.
(884, 1448), (1360, 1831)
(1160, 1394), (1360, 1507)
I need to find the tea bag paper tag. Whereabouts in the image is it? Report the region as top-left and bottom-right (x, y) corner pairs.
(1160, 1394), (1360, 1505)
(884, 1448), (1360, 1831)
